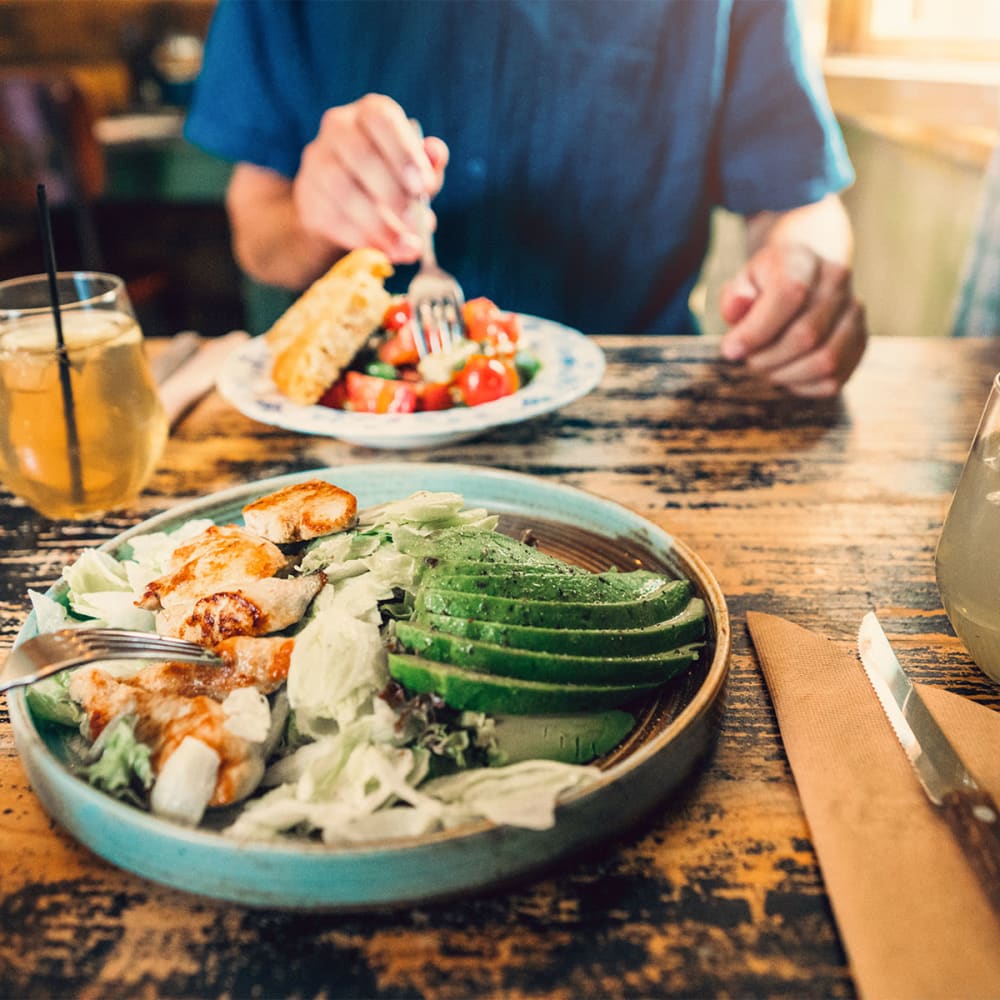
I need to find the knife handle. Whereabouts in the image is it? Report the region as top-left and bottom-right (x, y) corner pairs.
(941, 788), (1000, 921)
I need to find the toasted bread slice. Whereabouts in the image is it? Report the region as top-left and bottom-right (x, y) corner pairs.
(266, 248), (394, 405)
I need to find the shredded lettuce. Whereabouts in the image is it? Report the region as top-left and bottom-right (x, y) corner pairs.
(29, 589), (92, 633)
(125, 517), (215, 572)
(286, 607), (388, 735)
(78, 714), (154, 804)
(422, 760), (600, 831)
(25, 670), (83, 727)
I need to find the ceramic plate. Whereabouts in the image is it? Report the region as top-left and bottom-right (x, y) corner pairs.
(9, 464), (730, 910)
(215, 316), (606, 449)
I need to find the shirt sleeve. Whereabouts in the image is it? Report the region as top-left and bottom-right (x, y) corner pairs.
(715, 0), (854, 214)
(184, 0), (305, 178)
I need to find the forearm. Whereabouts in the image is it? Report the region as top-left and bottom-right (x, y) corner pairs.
(745, 193), (853, 266)
(225, 164), (342, 289)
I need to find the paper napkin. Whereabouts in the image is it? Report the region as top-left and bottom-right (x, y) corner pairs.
(157, 330), (250, 428)
(747, 612), (1000, 1000)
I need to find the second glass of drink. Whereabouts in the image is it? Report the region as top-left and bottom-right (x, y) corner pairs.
(935, 371), (1000, 684)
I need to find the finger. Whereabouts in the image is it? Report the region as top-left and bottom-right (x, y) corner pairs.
(324, 111), (413, 214)
(768, 300), (868, 397)
(423, 136), (450, 197)
(720, 244), (819, 360)
(296, 158), (421, 260)
(718, 270), (759, 325)
(744, 261), (852, 373)
(354, 93), (435, 197)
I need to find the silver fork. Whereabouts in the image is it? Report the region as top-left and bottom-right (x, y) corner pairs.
(406, 119), (465, 357)
(1, 628), (223, 694)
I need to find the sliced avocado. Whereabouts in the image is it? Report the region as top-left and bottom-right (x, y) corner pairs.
(387, 653), (663, 714)
(422, 568), (670, 603)
(490, 710), (636, 765)
(401, 526), (565, 567)
(416, 578), (691, 630)
(414, 597), (706, 656)
(422, 559), (583, 579)
(395, 620), (700, 684)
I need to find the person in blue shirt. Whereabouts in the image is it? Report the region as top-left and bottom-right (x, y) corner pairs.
(185, 0), (867, 397)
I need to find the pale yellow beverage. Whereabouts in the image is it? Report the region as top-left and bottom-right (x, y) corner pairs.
(935, 419), (1000, 684)
(0, 309), (168, 519)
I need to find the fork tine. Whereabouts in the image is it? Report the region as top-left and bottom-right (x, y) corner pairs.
(75, 628), (209, 652)
(441, 298), (464, 348)
(412, 301), (434, 357)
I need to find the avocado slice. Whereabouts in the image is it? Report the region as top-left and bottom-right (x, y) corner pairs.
(414, 597), (706, 656)
(416, 578), (691, 630)
(395, 620), (701, 684)
(422, 568), (672, 603)
(401, 526), (565, 567)
(387, 653), (663, 713)
(490, 710), (636, 765)
(422, 559), (583, 579)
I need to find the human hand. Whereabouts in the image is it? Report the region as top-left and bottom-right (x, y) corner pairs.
(293, 93), (449, 264)
(718, 243), (867, 398)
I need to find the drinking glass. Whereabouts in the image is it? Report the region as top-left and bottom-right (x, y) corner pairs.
(935, 372), (1000, 683)
(0, 272), (167, 520)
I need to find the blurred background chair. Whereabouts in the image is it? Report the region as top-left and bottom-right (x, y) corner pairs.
(0, 69), (170, 323)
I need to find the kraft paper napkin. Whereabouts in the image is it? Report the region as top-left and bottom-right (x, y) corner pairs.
(746, 612), (1000, 1000)
(157, 330), (250, 428)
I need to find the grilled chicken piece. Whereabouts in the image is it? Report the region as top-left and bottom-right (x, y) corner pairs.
(242, 479), (358, 543)
(137, 524), (288, 612)
(69, 667), (265, 807)
(155, 574), (325, 645)
(108, 635), (295, 701)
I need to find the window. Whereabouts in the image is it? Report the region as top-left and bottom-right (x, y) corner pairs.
(827, 0), (1000, 62)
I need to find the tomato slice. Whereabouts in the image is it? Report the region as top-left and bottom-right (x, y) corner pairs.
(378, 326), (420, 367)
(318, 377), (349, 410)
(418, 381), (454, 411)
(344, 371), (418, 413)
(455, 355), (520, 407)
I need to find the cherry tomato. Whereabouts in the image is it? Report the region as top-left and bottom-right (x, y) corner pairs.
(344, 371), (418, 413)
(462, 296), (520, 350)
(378, 326), (420, 367)
(418, 381), (454, 411)
(455, 355), (520, 407)
(382, 299), (413, 332)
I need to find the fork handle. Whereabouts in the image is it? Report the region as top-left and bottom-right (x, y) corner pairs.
(0, 656), (85, 694)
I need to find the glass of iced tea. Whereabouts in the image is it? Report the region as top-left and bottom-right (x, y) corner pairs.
(0, 272), (168, 520)
(935, 372), (1000, 684)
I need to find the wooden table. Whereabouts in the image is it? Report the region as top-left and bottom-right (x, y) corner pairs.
(2, 335), (998, 998)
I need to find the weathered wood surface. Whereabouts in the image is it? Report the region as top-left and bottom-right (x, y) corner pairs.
(2, 335), (998, 999)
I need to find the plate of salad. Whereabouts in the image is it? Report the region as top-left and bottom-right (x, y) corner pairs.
(216, 310), (606, 450)
(8, 463), (729, 909)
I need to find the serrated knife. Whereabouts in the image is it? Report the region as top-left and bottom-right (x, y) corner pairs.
(857, 611), (1000, 919)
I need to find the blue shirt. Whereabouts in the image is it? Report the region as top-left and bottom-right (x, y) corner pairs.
(185, 0), (853, 335)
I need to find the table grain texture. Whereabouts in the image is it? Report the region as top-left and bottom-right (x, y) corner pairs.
(2, 334), (998, 1000)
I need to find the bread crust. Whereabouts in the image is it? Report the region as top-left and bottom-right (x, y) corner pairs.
(266, 248), (394, 405)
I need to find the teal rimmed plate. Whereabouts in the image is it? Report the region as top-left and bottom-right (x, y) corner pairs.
(9, 463), (729, 910)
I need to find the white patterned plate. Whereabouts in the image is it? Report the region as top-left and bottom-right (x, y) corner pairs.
(215, 315), (605, 449)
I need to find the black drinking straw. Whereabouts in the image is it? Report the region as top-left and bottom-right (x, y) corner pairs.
(37, 183), (84, 507)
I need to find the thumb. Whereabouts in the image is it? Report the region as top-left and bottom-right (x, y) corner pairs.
(719, 269), (759, 325)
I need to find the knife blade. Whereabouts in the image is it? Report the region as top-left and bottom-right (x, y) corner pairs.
(857, 611), (1000, 920)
